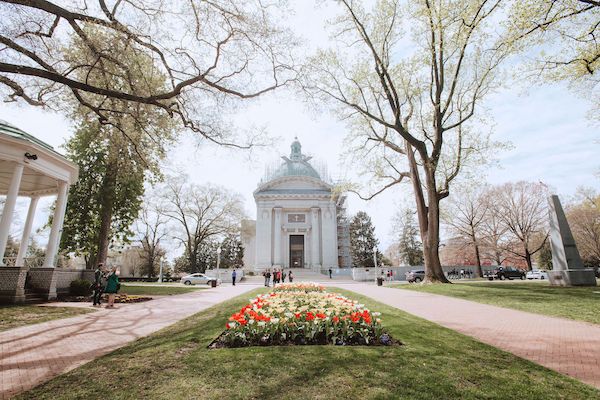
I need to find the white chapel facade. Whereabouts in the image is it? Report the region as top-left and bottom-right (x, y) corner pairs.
(242, 138), (349, 272)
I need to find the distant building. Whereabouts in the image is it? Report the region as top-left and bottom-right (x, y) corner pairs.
(241, 138), (349, 271)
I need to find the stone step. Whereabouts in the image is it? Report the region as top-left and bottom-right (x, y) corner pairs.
(24, 289), (46, 304)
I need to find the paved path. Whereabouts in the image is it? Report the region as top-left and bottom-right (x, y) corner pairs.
(335, 284), (600, 389)
(0, 285), (259, 399)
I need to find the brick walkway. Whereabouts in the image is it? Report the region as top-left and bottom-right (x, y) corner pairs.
(336, 284), (600, 389)
(0, 285), (259, 399)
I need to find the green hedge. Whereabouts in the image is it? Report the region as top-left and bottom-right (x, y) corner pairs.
(70, 279), (92, 296)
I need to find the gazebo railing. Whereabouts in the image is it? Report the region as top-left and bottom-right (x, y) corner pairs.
(1, 256), (45, 268)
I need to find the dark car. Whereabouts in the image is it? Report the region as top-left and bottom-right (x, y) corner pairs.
(407, 269), (425, 283)
(487, 266), (526, 281)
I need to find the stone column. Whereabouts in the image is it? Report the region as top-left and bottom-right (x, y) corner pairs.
(311, 207), (321, 269)
(273, 207), (282, 266)
(255, 205), (273, 270)
(43, 181), (69, 268)
(15, 196), (39, 267)
(0, 163), (24, 265)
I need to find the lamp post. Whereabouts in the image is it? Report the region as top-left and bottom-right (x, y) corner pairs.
(373, 245), (378, 282)
(158, 256), (164, 283)
(216, 246), (222, 284)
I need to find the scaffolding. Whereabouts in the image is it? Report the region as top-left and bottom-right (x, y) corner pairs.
(336, 193), (352, 268)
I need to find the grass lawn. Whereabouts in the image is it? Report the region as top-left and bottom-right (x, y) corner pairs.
(0, 305), (94, 332)
(395, 281), (600, 325)
(17, 288), (599, 400)
(120, 284), (205, 296)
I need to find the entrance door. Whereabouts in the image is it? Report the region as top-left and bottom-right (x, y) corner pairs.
(289, 235), (304, 268)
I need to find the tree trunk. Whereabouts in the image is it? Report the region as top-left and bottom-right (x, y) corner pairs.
(470, 227), (483, 278)
(95, 159), (118, 267)
(423, 188), (450, 283)
(407, 143), (450, 283)
(474, 243), (483, 278)
(524, 246), (533, 271)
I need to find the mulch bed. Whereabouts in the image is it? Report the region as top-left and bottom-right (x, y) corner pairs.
(208, 331), (401, 349)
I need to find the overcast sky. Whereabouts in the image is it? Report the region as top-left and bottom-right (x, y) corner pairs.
(1, 1), (598, 256)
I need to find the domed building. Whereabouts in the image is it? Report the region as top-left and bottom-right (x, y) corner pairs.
(242, 138), (350, 272)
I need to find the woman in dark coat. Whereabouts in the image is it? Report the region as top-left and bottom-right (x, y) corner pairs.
(104, 266), (119, 308)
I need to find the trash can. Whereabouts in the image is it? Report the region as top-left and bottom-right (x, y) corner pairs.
(210, 279), (217, 288)
(377, 277), (383, 286)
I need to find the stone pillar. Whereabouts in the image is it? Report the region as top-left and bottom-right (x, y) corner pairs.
(547, 195), (597, 286)
(16, 196), (39, 267)
(43, 181), (69, 268)
(273, 207), (282, 266)
(255, 205), (273, 270)
(311, 207), (321, 269)
(0, 162), (24, 265)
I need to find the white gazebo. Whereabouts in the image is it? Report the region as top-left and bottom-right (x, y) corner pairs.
(0, 120), (79, 303)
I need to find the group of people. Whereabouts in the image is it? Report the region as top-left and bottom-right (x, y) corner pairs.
(447, 268), (475, 279)
(262, 268), (294, 287)
(378, 269), (395, 282)
(91, 263), (120, 308)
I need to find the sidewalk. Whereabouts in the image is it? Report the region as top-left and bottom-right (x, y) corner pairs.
(336, 284), (600, 389)
(0, 284), (259, 399)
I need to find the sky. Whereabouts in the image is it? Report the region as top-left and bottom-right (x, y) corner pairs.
(1, 1), (598, 257)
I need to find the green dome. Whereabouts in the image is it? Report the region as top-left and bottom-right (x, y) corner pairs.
(270, 137), (320, 180)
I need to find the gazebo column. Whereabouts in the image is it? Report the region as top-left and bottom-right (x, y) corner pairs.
(43, 181), (69, 268)
(15, 196), (39, 267)
(0, 162), (24, 265)
(273, 207), (282, 266)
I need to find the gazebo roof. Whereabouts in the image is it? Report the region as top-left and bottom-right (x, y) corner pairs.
(0, 120), (56, 154)
(0, 120), (78, 196)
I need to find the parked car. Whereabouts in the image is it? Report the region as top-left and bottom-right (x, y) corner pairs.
(526, 269), (549, 280)
(181, 273), (221, 286)
(407, 269), (425, 283)
(487, 266), (526, 281)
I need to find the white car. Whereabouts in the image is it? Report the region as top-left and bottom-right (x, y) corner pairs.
(526, 269), (548, 280)
(181, 273), (222, 286)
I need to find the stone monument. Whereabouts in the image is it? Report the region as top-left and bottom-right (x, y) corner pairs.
(547, 195), (597, 287)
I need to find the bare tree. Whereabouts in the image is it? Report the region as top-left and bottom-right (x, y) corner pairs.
(492, 182), (549, 270)
(302, 0), (512, 282)
(135, 201), (168, 278)
(159, 177), (245, 273)
(567, 187), (600, 266)
(0, 0), (296, 146)
(442, 188), (488, 277)
(479, 194), (510, 267)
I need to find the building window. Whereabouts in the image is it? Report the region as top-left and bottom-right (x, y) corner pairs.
(288, 213), (306, 223)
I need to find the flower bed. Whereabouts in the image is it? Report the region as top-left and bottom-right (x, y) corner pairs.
(59, 294), (152, 303)
(210, 283), (398, 348)
(273, 282), (324, 293)
(111, 294), (152, 303)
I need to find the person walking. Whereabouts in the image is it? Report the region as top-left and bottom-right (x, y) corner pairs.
(328, 267), (333, 279)
(104, 266), (119, 308)
(288, 270), (294, 283)
(232, 269), (237, 286)
(281, 270), (287, 283)
(91, 263), (105, 307)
